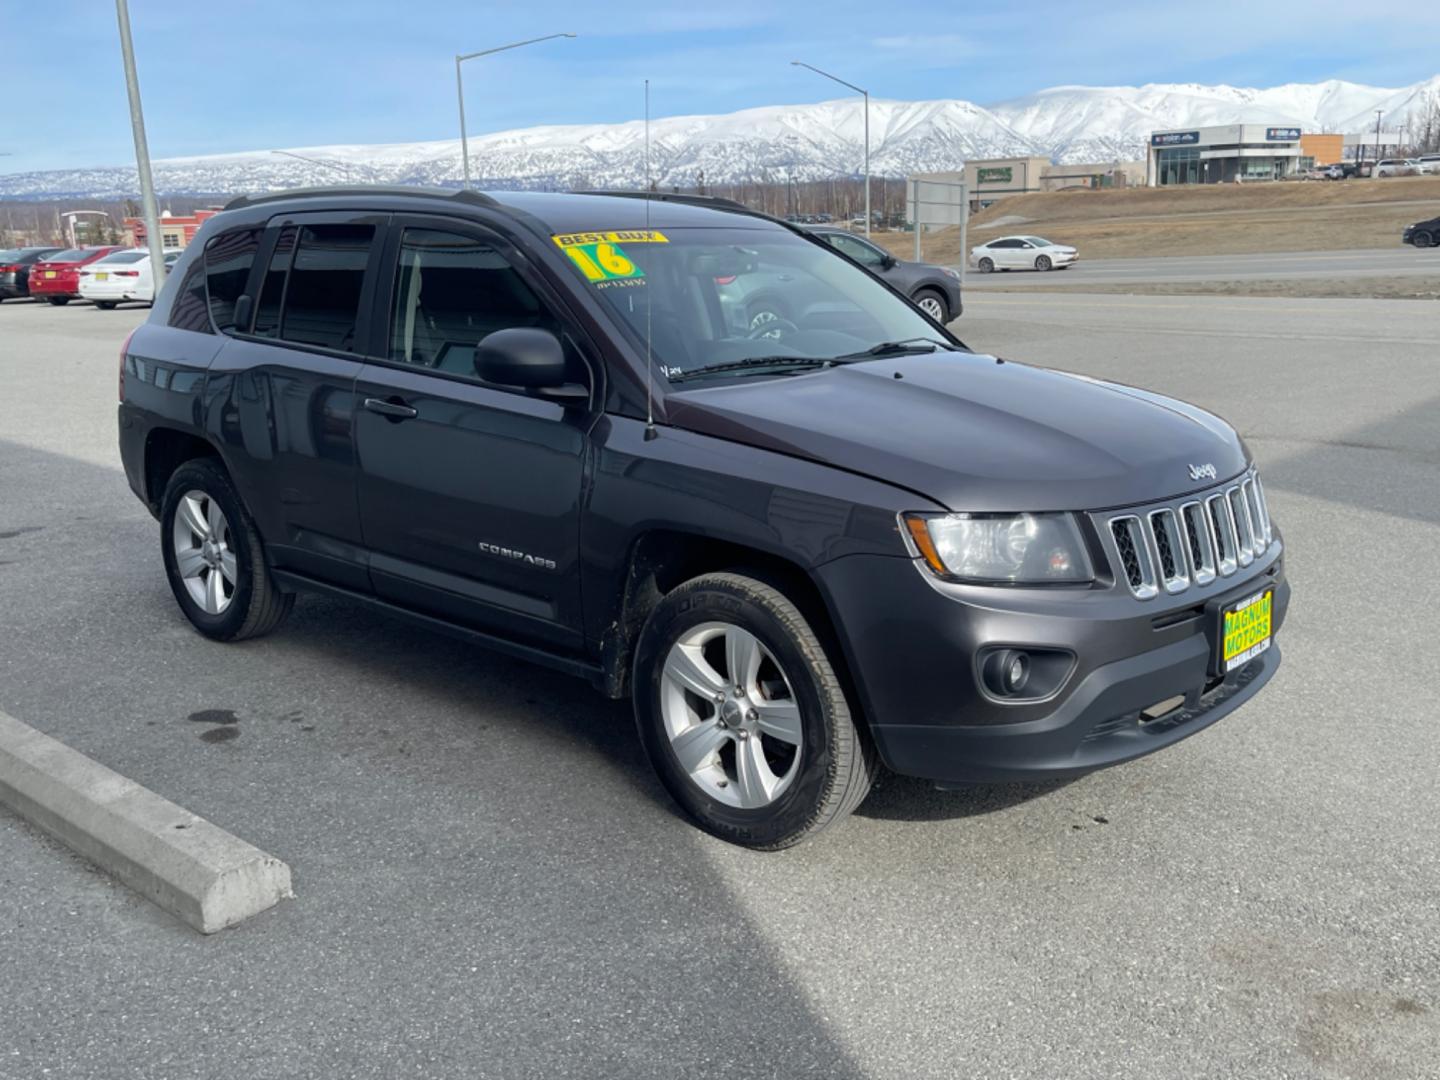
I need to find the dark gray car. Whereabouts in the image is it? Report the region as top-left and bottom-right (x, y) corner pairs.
(806, 226), (962, 323)
(118, 188), (1285, 850)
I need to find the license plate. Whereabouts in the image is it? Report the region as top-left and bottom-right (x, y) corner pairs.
(44, 271), (56, 278)
(1221, 588), (1273, 672)
(95, 272), (108, 281)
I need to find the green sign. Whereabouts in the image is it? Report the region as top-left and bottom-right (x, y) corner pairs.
(977, 167), (1013, 184)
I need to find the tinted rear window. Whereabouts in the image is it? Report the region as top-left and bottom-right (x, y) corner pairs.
(46, 249), (89, 262)
(278, 223), (374, 352)
(252, 226), (296, 338)
(96, 251), (148, 265)
(167, 255), (214, 334)
(0, 250), (18, 262)
(204, 228), (260, 333)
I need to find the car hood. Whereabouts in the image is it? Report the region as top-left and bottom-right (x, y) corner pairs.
(665, 352), (1248, 512)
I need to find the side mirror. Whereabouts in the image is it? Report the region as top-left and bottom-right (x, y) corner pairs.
(474, 327), (589, 403)
(880, 253), (897, 269)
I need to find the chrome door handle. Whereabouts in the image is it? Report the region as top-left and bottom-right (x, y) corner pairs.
(363, 397), (418, 421)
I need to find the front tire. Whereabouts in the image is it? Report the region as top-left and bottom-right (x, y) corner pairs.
(978, 257), (994, 273)
(160, 458), (293, 641)
(913, 288), (949, 323)
(1035, 255), (1053, 271)
(633, 572), (876, 849)
(1414, 230), (1434, 249)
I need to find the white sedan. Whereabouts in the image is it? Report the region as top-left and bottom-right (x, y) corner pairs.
(77, 248), (179, 308)
(969, 236), (1078, 273)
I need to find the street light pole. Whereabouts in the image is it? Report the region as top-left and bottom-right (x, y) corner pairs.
(792, 61), (870, 236)
(114, 0), (166, 288)
(455, 33), (576, 189)
(1374, 108), (1383, 172)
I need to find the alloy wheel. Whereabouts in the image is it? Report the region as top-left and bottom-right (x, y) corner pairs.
(172, 490), (236, 615)
(748, 309), (783, 340)
(917, 295), (946, 321)
(660, 621), (803, 809)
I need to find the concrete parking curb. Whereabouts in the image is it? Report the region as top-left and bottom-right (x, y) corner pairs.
(0, 710), (292, 934)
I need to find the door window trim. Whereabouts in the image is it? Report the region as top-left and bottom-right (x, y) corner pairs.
(359, 213), (605, 409)
(224, 210), (392, 364)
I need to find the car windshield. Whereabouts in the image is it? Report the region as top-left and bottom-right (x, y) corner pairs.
(95, 251), (148, 265)
(553, 224), (956, 383)
(46, 249), (90, 262)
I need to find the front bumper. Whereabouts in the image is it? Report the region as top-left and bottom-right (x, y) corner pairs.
(815, 540), (1288, 784)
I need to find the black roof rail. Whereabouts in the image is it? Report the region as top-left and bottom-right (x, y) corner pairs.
(573, 190), (754, 214)
(222, 185), (498, 212)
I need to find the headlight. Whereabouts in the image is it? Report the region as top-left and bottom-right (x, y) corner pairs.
(902, 512), (1094, 584)
(939, 267), (961, 280)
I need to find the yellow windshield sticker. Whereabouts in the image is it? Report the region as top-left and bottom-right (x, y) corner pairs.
(553, 230), (669, 248)
(553, 231), (666, 284)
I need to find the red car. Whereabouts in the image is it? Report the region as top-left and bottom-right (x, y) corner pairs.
(27, 246), (126, 305)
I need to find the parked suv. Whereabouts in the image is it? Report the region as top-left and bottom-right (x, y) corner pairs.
(28, 245), (126, 304)
(0, 246), (64, 300)
(119, 188), (1288, 848)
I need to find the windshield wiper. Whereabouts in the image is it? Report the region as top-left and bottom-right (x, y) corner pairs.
(836, 337), (957, 360)
(668, 356), (835, 383)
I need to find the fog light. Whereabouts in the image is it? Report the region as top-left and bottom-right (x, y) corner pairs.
(977, 645), (1076, 703)
(981, 648), (1031, 697)
(1005, 652), (1030, 693)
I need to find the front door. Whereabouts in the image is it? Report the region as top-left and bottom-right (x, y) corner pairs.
(353, 220), (596, 651)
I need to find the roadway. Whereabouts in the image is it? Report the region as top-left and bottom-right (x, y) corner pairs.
(963, 246), (1440, 287)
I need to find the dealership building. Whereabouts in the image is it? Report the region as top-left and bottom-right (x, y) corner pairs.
(1145, 124), (1306, 185)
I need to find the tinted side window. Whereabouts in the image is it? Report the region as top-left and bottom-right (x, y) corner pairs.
(828, 234), (884, 266)
(167, 254), (213, 334)
(204, 228), (260, 333)
(253, 226), (296, 338)
(388, 228), (557, 380)
(279, 223), (374, 352)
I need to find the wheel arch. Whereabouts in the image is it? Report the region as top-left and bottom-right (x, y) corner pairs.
(598, 528), (855, 712)
(143, 427), (225, 513)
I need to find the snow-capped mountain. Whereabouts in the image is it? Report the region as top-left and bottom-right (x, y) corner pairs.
(3, 75), (1436, 199)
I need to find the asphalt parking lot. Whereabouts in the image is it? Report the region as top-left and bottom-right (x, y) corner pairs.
(2, 293), (1438, 1079)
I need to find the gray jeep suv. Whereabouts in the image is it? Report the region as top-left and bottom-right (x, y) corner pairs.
(118, 187), (1287, 848)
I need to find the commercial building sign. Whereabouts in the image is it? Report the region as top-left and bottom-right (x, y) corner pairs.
(1151, 131), (1199, 146)
(1265, 127), (1302, 141)
(977, 167), (1013, 184)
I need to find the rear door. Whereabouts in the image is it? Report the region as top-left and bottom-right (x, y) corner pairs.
(352, 216), (597, 651)
(205, 212), (387, 591)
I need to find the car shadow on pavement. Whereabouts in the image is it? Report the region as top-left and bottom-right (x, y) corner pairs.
(857, 772), (1074, 822)
(0, 438), (883, 1080)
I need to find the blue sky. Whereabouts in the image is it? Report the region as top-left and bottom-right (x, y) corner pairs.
(3, 0), (1437, 173)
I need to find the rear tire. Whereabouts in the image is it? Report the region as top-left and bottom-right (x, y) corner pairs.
(47, 296), (70, 306)
(93, 300), (117, 310)
(633, 572), (876, 849)
(1414, 231), (1434, 249)
(160, 458), (293, 642)
(1035, 255), (1053, 271)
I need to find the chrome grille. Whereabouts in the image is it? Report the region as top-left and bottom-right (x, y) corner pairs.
(1101, 469), (1275, 600)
